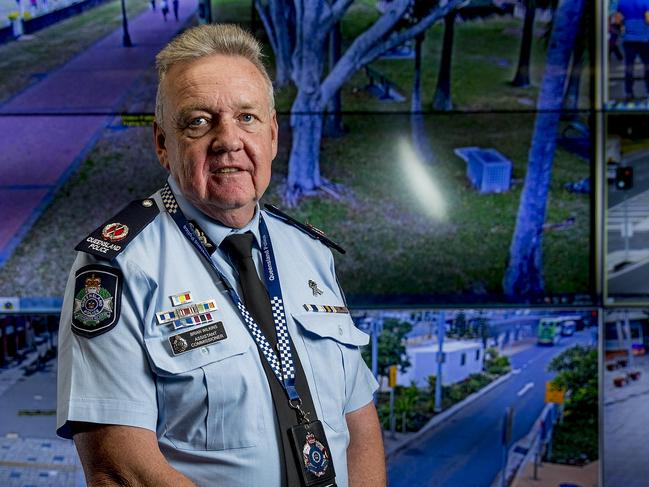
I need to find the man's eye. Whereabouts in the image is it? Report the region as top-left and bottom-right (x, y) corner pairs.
(240, 114), (255, 124)
(188, 117), (209, 128)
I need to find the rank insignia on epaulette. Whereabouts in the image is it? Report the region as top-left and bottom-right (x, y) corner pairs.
(101, 223), (129, 242)
(72, 265), (123, 338)
(75, 198), (159, 260)
(263, 204), (346, 254)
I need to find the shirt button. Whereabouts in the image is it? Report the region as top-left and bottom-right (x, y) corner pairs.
(338, 326), (343, 336)
(201, 347), (209, 355)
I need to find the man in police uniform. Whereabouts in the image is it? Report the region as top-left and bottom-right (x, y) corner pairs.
(56, 24), (385, 487)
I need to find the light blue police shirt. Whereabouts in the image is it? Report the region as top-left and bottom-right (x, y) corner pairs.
(56, 177), (378, 486)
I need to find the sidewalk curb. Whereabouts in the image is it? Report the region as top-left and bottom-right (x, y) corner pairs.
(385, 371), (514, 460)
(490, 403), (555, 487)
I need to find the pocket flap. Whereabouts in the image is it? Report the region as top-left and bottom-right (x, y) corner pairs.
(292, 312), (369, 347)
(144, 323), (251, 375)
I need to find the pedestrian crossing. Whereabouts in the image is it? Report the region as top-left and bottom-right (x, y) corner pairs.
(608, 190), (649, 236)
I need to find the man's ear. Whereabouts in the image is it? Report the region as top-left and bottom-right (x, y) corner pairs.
(153, 120), (169, 170)
(270, 110), (279, 160)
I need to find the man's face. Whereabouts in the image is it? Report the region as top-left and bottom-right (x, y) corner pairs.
(154, 54), (278, 226)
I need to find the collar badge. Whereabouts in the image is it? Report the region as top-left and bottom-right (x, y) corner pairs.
(308, 280), (324, 296)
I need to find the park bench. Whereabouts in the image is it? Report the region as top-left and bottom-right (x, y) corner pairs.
(364, 66), (405, 102)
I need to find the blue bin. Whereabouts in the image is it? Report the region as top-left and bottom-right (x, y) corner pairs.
(460, 148), (512, 193)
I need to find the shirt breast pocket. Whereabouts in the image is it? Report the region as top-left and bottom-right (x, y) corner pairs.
(292, 312), (369, 433)
(145, 329), (265, 451)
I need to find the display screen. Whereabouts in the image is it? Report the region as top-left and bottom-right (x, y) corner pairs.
(606, 114), (649, 304)
(0, 0), (595, 308)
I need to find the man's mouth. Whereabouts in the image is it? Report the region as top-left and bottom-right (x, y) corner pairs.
(213, 167), (241, 174)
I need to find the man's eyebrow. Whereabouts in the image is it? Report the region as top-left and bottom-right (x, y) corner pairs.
(175, 104), (210, 117)
(238, 102), (262, 111)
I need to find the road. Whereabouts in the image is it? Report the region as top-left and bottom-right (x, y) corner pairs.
(386, 331), (593, 487)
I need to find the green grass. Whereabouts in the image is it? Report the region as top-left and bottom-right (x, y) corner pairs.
(0, 0), (150, 104)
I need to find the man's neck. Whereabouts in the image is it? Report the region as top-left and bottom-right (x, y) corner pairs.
(193, 202), (256, 229)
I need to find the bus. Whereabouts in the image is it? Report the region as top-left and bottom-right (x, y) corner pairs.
(538, 318), (561, 345)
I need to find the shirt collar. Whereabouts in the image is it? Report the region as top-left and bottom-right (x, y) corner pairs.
(166, 176), (262, 249)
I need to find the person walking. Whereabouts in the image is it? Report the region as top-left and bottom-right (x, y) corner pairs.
(172, 0), (179, 21)
(161, 0), (169, 21)
(616, 0), (649, 100)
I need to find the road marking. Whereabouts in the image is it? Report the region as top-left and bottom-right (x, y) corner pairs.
(517, 382), (534, 397)
(512, 368), (522, 375)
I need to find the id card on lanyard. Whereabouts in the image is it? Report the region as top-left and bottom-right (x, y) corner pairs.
(159, 184), (337, 486)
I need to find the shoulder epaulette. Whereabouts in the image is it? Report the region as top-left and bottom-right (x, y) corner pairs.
(264, 204), (346, 254)
(75, 198), (160, 260)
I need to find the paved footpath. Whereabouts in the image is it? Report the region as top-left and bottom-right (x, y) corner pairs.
(603, 353), (649, 487)
(0, 0), (197, 266)
(0, 348), (86, 486)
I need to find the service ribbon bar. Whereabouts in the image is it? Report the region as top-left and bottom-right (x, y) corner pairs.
(156, 299), (218, 325)
(173, 311), (215, 330)
(302, 304), (349, 314)
(170, 291), (192, 307)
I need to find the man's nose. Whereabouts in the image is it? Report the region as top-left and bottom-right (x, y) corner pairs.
(210, 118), (243, 153)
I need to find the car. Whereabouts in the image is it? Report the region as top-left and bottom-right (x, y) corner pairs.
(561, 320), (576, 336)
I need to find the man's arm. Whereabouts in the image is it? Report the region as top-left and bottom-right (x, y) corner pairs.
(73, 423), (196, 487)
(345, 402), (386, 487)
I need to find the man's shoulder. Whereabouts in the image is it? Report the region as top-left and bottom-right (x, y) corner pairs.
(75, 196), (161, 261)
(262, 204), (345, 255)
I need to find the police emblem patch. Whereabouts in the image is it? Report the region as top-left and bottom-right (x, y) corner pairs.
(302, 432), (330, 477)
(72, 265), (122, 338)
(101, 222), (130, 242)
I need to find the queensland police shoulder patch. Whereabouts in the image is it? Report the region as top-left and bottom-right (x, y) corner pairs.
(72, 265), (123, 338)
(75, 198), (159, 261)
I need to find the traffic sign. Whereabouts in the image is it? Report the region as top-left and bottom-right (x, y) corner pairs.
(389, 365), (398, 388)
(545, 381), (565, 404)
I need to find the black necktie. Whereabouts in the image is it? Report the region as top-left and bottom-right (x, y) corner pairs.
(221, 232), (319, 486)
(221, 233), (278, 347)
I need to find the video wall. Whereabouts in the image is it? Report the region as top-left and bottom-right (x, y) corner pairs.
(4, 0), (649, 485)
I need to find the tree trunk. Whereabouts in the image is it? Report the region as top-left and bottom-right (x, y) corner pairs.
(256, 0), (294, 88)
(562, 26), (586, 117)
(412, 33), (436, 164)
(271, 0), (294, 88)
(285, 92), (326, 205)
(325, 21), (345, 138)
(432, 11), (456, 111)
(511, 0), (536, 88)
(503, 0), (586, 298)
(285, 2), (335, 205)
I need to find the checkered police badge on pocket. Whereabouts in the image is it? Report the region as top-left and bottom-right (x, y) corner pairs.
(72, 265), (123, 338)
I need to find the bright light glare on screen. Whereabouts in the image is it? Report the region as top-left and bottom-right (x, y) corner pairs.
(398, 138), (447, 221)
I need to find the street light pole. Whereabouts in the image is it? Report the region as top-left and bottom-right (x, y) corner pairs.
(434, 310), (445, 412)
(121, 0), (133, 47)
